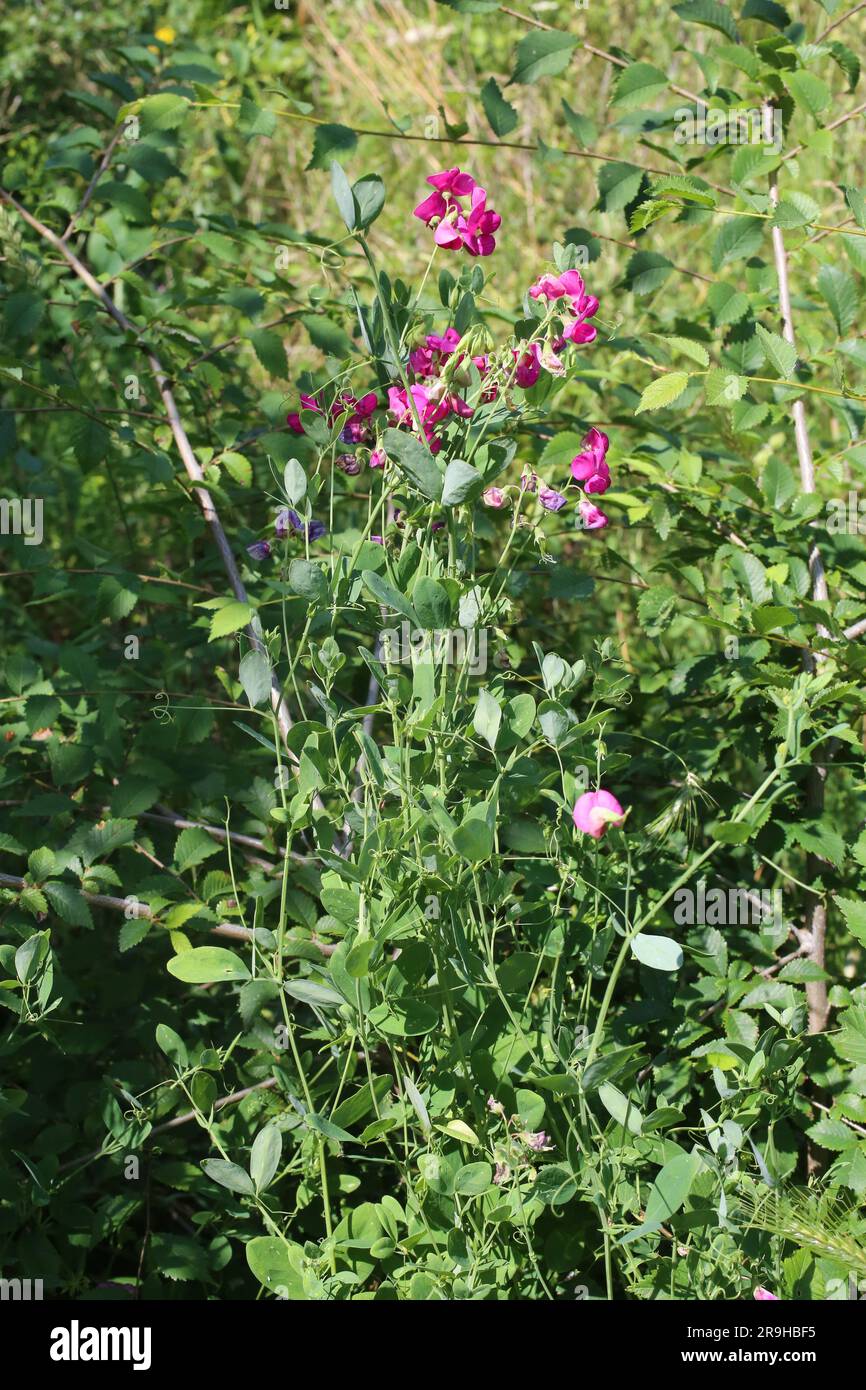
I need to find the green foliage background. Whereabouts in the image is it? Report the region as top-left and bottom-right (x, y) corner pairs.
(2, 0), (866, 1301)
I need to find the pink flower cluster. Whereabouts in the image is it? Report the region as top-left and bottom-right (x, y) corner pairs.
(529, 269), (599, 346)
(409, 327), (460, 377)
(387, 381), (472, 454)
(414, 168), (500, 257)
(393, 322), (498, 450)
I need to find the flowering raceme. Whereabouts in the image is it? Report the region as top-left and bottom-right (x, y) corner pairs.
(529, 268), (600, 345)
(414, 168), (500, 257)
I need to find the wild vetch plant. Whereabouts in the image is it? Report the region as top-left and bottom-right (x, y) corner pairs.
(2, 1), (866, 1304)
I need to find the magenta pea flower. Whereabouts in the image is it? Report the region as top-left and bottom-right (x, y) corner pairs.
(483, 487), (505, 508)
(415, 168), (476, 230)
(539, 484), (567, 512)
(571, 428), (611, 495)
(414, 167), (477, 223)
(459, 186), (501, 257)
(578, 497), (609, 531)
(753, 1288), (780, 1301)
(428, 168), (477, 196)
(529, 273), (568, 301)
(286, 392), (323, 435)
(335, 390), (377, 444)
(409, 327), (461, 376)
(414, 169), (499, 257)
(573, 790), (625, 839)
(369, 447), (386, 469)
(514, 345), (541, 388)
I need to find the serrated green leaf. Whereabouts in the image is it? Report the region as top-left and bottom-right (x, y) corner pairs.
(635, 372), (690, 413)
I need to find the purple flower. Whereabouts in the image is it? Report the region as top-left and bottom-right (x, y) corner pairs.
(246, 540), (271, 561)
(523, 1131), (553, 1151)
(275, 508), (327, 542)
(336, 452), (361, 476)
(275, 507), (302, 538)
(539, 485), (567, 512)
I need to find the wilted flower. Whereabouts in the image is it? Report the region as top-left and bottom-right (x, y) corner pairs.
(336, 452), (361, 475)
(246, 540), (271, 561)
(486, 1095), (505, 1114)
(493, 1161), (511, 1185)
(538, 340), (567, 377)
(577, 497), (609, 531)
(573, 789), (625, 839)
(646, 770), (715, 844)
(539, 485), (567, 512)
